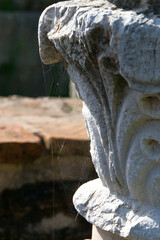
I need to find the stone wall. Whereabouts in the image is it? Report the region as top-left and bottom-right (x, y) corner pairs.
(0, 96), (96, 239)
(0, 0), (69, 97)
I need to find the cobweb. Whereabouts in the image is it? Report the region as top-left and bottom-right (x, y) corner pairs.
(41, 61), (94, 239)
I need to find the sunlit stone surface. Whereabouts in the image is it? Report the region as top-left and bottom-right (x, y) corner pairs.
(38, 0), (160, 239)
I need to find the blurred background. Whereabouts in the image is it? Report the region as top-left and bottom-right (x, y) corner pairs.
(0, 0), (70, 98)
(0, 0), (97, 239)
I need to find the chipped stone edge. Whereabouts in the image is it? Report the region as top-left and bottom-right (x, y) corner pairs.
(73, 179), (160, 240)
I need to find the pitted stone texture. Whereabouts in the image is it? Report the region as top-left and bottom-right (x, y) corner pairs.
(38, 0), (160, 197)
(73, 179), (160, 240)
(0, 96), (89, 155)
(38, 1), (160, 239)
(39, 0), (160, 93)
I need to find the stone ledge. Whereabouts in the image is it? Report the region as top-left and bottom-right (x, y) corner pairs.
(0, 96), (93, 239)
(0, 96), (90, 163)
(0, 125), (43, 163)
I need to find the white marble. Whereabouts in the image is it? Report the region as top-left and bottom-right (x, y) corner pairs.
(38, 1), (160, 239)
(74, 179), (160, 240)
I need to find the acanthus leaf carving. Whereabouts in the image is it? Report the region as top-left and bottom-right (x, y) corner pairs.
(38, 0), (160, 239)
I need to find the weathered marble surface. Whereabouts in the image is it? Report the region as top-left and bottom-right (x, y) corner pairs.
(38, 0), (160, 239)
(74, 179), (160, 240)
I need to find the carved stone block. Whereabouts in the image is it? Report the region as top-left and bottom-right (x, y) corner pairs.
(38, 1), (160, 239)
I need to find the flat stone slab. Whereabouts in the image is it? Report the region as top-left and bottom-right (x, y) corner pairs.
(0, 96), (89, 162)
(0, 124), (43, 163)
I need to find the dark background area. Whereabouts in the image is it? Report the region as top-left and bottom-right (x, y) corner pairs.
(0, 0), (70, 97)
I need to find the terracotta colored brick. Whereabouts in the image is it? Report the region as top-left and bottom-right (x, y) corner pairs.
(0, 125), (43, 163)
(0, 97), (90, 156)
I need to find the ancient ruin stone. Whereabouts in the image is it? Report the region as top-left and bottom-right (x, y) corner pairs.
(0, 125), (43, 163)
(38, 0), (160, 239)
(0, 97), (93, 240)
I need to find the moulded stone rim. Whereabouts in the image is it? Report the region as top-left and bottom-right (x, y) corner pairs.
(73, 178), (160, 240)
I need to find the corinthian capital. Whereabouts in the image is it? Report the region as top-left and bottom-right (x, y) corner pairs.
(38, 1), (160, 239)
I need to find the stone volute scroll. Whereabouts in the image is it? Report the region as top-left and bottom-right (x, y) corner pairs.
(38, 0), (160, 239)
